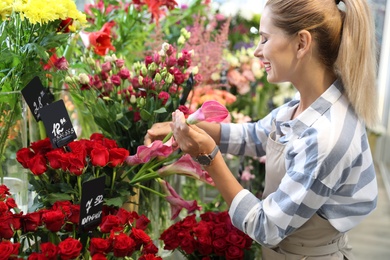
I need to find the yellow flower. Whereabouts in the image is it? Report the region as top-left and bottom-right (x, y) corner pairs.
(0, 0), (13, 19)
(13, 0), (86, 25)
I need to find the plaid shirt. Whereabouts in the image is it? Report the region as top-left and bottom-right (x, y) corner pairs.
(220, 79), (378, 247)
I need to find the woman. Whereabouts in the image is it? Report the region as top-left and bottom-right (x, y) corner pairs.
(146, 0), (378, 258)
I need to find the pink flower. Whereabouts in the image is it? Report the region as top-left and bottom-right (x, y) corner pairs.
(158, 154), (215, 186)
(159, 179), (201, 219)
(186, 101), (229, 124)
(126, 140), (175, 165)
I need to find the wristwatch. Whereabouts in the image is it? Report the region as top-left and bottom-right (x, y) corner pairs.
(194, 145), (219, 166)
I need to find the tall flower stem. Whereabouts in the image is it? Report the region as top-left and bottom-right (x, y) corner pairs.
(135, 183), (165, 197)
(111, 168), (117, 196)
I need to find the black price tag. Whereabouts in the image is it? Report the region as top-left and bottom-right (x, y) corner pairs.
(40, 99), (77, 148)
(21, 76), (54, 121)
(79, 176), (106, 233)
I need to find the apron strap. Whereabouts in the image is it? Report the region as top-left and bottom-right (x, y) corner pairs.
(279, 234), (347, 256)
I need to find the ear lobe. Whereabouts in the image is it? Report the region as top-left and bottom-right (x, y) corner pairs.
(296, 30), (312, 59)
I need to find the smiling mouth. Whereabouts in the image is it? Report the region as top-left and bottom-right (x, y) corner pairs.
(264, 63), (271, 72)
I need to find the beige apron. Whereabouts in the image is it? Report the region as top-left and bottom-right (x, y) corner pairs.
(261, 125), (354, 260)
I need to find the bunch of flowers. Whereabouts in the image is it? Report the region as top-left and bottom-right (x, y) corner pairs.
(159, 211), (255, 260)
(67, 39), (200, 154)
(16, 133), (131, 209)
(0, 184), (162, 259)
(0, 0), (86, 178)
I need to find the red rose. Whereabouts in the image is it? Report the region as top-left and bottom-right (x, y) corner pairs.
(22, 212), (42, 232)
(112, 233), (136, 257)
(99, 215), (121, 233)
(159, 227), (180, 250)
(90, 146), (109, 167)
(212, 237), (228, 256)
(68, 204), (80, 224)
(225, 230), (246, 249)
(11, 212), (22, 230)
(16, 147), (34, 168)
(89, 238), (110, 256)
(0, 241), (20, 260)
(179, 233), (196, 255)
(108, 148), (129, 167)
(135, 214), (150, 230)
(27, 154), (47, 175)
(66, 153), (86, 175)
(90, 133), (105, 141)
(139, 254), (163, 260)
(0, 201), (7, 214)
(225, 245), (244, 260)
(91, 253), (108, 260)
(115, 208), (131, 225)
(40, 242), (58, 260)
(68, 140), (88, 156)
(52, 201), (72, 214)
(0, 185), (10, 199)
(58, 237), (82, 260)
(27, 252), (48, 260)
(212, 224), (227, 239)
(0, 215), (14, 239)
(42, 210), (65, 232)
(130, 228), (151, 245)
(180, 214), (197, 229)
(46, 149), (65, 169)
(142, 241), (158, 255)
(30, 138), (53, 154)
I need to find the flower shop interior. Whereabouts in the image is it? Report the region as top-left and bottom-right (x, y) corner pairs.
(1, 0), (390, 259)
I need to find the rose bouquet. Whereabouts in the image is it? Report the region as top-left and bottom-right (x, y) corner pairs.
(160, 211), (258, 260)
(0, 184), (163, 259)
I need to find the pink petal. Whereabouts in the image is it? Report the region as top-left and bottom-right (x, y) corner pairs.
(159, 179), (201, 219)
(126, 140), (174, 165)
(186, 100), (229, 124)
(158, 154), (215, 186)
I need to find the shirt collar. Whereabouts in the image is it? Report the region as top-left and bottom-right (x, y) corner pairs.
(280, 78), (344, 137)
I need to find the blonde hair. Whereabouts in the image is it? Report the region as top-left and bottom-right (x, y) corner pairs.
(265, 0), (378, 127)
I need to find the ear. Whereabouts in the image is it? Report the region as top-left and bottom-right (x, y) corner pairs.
(296, 30), (312, 59)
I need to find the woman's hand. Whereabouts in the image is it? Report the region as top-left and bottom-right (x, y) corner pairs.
(144, 121), (172, 145)
(170, 110), (216, 157)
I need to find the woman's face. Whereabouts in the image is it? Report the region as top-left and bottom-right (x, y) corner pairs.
(254, 7), (298, 84)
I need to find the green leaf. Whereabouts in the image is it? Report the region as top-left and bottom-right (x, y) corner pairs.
(46, 193), (73, 204)
(104, 196), (126, 208)
(140, 108), (152, 121)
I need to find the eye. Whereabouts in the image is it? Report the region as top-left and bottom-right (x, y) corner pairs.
(261, 39), (268, 44)
(260, 35), (268, 44)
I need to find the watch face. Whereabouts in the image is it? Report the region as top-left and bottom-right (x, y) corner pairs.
(196, 155), (212, 166)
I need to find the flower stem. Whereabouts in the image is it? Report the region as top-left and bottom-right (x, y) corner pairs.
(111, 168), (117, 195)
(162, 131), (173, 143)
(77, 175), (82, 202)
(135, 183), (165, 197)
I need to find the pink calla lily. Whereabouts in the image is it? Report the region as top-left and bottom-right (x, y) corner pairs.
(158, 154), (215, 186)
(158, 179), (201, 219)
(126, 139), (176, 165)
(186, 100), (229, 124)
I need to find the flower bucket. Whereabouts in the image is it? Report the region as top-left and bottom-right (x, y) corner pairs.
(0, 91), (30, 213)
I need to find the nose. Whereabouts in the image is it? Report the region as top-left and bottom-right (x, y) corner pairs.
(254, 41), (263, 58)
